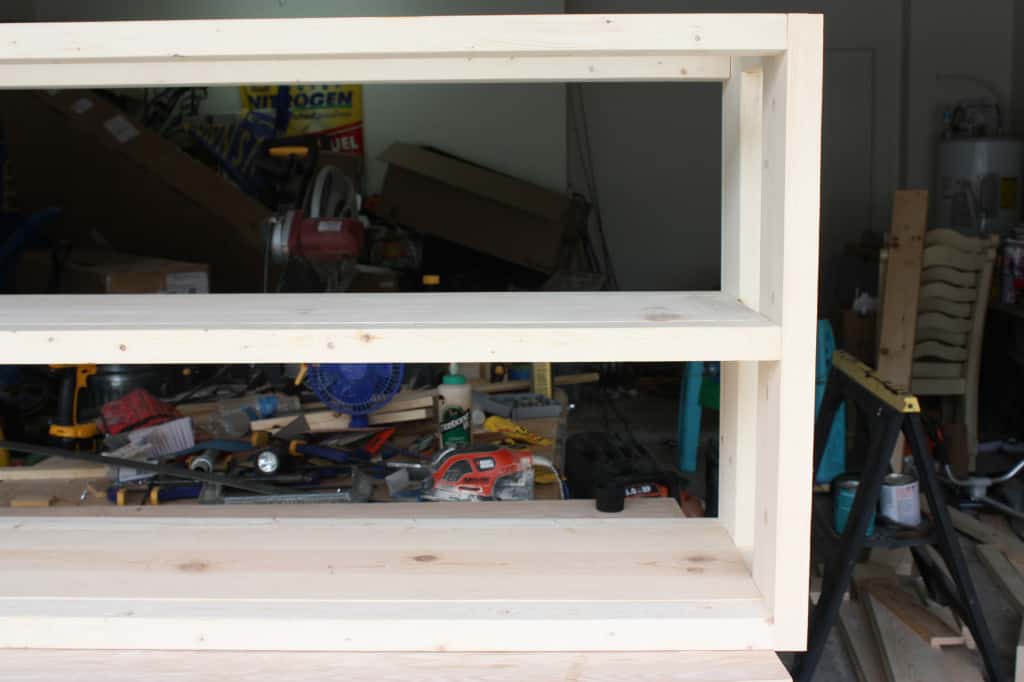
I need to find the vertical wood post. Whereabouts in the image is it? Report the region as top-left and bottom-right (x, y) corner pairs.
(752, 14), (823, 650)
(720, 56), (764, 555)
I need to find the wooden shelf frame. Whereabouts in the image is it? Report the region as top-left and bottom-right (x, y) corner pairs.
(0, 502), (775, 652)
(0, 291), (781, 364)
(0, 13), (824, 655)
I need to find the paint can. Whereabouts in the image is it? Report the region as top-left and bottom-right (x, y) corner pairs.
(880, 473), (921, 527)
(833, 475), (875, 536)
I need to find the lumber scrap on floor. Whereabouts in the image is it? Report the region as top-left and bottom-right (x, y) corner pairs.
(923, 597), (976, 651)
(859, 577), (966, 648)
(939, 501), (1024, 549)
(838, 601), (886, 682)
(977, 544), (1024, 615)
(863, 589), (982, 681)
(908, 553), (977, 652)
(872, 547), (915, 576)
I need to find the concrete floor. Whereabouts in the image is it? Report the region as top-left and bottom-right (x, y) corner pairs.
(569, 385), (1021, 680)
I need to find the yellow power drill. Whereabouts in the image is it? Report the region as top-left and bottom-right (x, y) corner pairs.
(49, 364), (100, 444)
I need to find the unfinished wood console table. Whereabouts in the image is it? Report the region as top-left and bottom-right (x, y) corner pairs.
(0, 13), (821, 678)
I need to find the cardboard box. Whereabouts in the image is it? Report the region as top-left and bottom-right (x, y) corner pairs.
(378, 144), (578, 274)
(839, 309), (877, 366)
(0, 91), (270, 292)
(17, 248), (210, 294)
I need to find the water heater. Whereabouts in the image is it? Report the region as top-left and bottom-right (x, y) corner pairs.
(937, 138), (1022, 234)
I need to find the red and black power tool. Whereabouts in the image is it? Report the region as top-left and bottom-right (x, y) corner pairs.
(426, 445), (537, 501)
(565, 432), (686, 512)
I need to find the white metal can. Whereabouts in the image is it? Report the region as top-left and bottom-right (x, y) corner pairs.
(880, 473), (921, 527)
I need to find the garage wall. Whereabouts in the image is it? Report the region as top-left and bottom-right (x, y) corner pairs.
(0, 1), (34, 21)
(567, 1), (1014, 298)
(567, 1), (905, 295)
(25, 0), (568, 193)
(1015, 0), (1024, 135)
(906, 0), (1015, 194)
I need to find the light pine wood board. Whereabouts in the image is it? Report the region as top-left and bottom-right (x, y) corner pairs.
(1, 15), (789, 59)
(0, 292), (781, 364)
(719, 55), (764, 555)
(0, 505), (774, 651)
(0, 497), (683, 519)
(0, 477), (108, 508)
(1, 56), (731, 88)
(749, 13), (823, 650)
(0, 456), (106, 481)
(0, 650), (793, 682)
(0, 516), (753, 601)
(0, 598), (774, 652)
(0, 14), (787, 89)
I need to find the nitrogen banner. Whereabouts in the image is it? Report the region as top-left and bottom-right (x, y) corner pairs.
(240, 84), (364, 155)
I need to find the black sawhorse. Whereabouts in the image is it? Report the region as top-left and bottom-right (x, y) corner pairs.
(793, 351), (1006, 682)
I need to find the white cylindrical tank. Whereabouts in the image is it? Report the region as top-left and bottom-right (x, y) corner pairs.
(937, 138), (1022, 234)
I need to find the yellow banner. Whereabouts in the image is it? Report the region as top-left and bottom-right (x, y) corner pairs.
(240, 84), (364, 155)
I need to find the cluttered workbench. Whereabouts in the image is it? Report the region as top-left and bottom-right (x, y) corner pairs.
(0, 380), (573, 510)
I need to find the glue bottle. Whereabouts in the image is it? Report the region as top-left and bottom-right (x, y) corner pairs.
(438, 364), (472, 449)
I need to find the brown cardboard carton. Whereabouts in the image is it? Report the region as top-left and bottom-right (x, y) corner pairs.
(17, 248), (209, 294)
(378, 143), (576, 274)
(0, 91), (269, 292)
